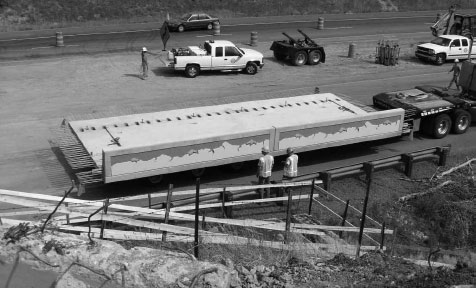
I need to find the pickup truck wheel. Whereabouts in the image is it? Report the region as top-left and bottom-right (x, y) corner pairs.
(307, 50), (322, 65)
(273, 51), (286, 61)
(178, 25), (185, 32)
(452, 109), (471, 134)
(244, 62), (258, 75)
(432, 113), (452, 138)
(148, 175), (164, 184)
(191, 168), (206, 178)
(292, 51), (308, 66)
(185, 65), (200, 78)
(435, 54), (446, 65)
(207, 23), (213, 30)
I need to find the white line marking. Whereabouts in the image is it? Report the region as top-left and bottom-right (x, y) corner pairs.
(322, 26), (353, 30)
(31, 46), (53, 50)
(196, 33), (232, 37)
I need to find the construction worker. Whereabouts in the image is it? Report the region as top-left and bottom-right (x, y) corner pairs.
(257, 146), (274, 198)
(447, 59), (461, 91)
(140, 47), (158, 80)
(282, 147), (298, 196)
(283, 147), (298, 181)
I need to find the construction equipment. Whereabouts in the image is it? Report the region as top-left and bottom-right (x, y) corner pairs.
(431, 5), (476, 37)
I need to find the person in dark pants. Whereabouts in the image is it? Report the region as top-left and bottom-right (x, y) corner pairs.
(447, 59), (461, 91)
(282, 147), (298, 195)
(257, 146), (274, 198)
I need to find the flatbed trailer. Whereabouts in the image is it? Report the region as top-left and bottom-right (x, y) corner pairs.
(373, 85), (476, 138)
(61, 93), (406, 194)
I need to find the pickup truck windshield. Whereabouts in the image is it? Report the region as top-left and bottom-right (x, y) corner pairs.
(431, 37), (451, 46)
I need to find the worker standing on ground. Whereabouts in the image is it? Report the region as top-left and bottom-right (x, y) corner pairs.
(257, 146), (274, 198)
(282, 147), (298, 194)
(140, 47), (158, 80)
(447, 59), (461, 91)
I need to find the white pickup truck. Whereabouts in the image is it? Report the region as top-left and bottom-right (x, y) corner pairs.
(415, 35), (476, 65)
(167, 40), (264, 77)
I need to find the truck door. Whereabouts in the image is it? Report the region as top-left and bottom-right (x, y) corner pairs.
(212, 46), (242, 69)
(449, 38), (467, 59)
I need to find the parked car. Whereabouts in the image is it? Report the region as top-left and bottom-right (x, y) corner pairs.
(166, 13), (219, 33)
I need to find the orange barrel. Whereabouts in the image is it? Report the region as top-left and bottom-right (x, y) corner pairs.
(348, 43), (355, 58)
(56, 31), (64, 47)
(213, 21), (220, 36)
(317, 17), (324, 30)
(250, 31), (258, 46)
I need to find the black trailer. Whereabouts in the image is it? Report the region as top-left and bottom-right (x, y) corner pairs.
(270, 29), (326, 66)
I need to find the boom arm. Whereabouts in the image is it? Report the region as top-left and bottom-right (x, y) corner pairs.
(282, 32), (297, 45)
(297, 29), (316, 45)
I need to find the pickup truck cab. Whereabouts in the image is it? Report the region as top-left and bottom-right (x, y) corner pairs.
(415, 35), (476, 65)
(167, 40), (264, 77)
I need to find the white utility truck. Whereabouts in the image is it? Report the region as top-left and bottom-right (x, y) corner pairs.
(167, 40), (264, 77)
(61, 93), (407, 194)
(415, 34), (476, 65)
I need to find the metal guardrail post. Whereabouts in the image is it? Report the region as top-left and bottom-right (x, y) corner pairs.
(194, 178), (200, 259)
(437, 145), (451, 166)
(402, 153), (414, 178)
(339, 200), (350, 239)
(356, 162), (374, 258)
(319, 172), (332, 193)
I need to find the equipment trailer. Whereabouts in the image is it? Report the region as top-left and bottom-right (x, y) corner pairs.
(60, 93), (406, 194)
(270, 29), (326, 66)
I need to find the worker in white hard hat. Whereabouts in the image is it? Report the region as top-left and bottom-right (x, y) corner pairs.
(140, 47), (158, 80)
(447, 58), (461, 91)
(257, 146), (274, 198)
(282, 147), (299, 194)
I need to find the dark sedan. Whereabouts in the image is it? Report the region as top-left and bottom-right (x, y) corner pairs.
(166, 13), (219, 32)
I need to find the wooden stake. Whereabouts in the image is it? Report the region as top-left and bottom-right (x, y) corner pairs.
(339, 200), (350, 239)
(194, 178), (200, 259)
(356, 163), (374, 258)
(308, 178), (315, 215)
(162, 184), (173, 242)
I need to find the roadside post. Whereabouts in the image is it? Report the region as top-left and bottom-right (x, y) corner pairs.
(194, 178), (200, 259)
(356, 162), (374, 257)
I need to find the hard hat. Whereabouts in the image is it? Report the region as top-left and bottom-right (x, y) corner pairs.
(262, 146), (270, 153)
(286, 147), (294, 154)
(455, 59), (459, 63)
(142, 47), (147, 52)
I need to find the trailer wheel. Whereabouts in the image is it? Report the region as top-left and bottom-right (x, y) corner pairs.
(273, 51), (286, 61)
(191, 168), (206, 178)
(307, 50), (322, 65)
(244, 62), (258, 75)
(292, 51), (308, 66)
(148, 175), (164, 184)
(452, 109), (471, 134)
(435, 53), (446, 65)
(178, 25), (185, 33)
(185, 65), (200, 78)
(432, 114), (452, 138)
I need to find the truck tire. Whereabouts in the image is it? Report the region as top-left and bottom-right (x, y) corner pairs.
(432, 113), (452, 139)
(307, 50), (322, 65)
(435, 53), (446, 65)
(452, 109), (471, 134)
(178, 25), (185, 32)
(207, 23), (213, 30)
(273, 51), (286, 61)
(292, 51), (308, 66)
(244, 62), (258, 75)
(148, 175), (164, 184)
(185, 65), (200, 78)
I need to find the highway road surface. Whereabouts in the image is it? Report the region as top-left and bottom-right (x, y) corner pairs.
(0, 11), (474, 204)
